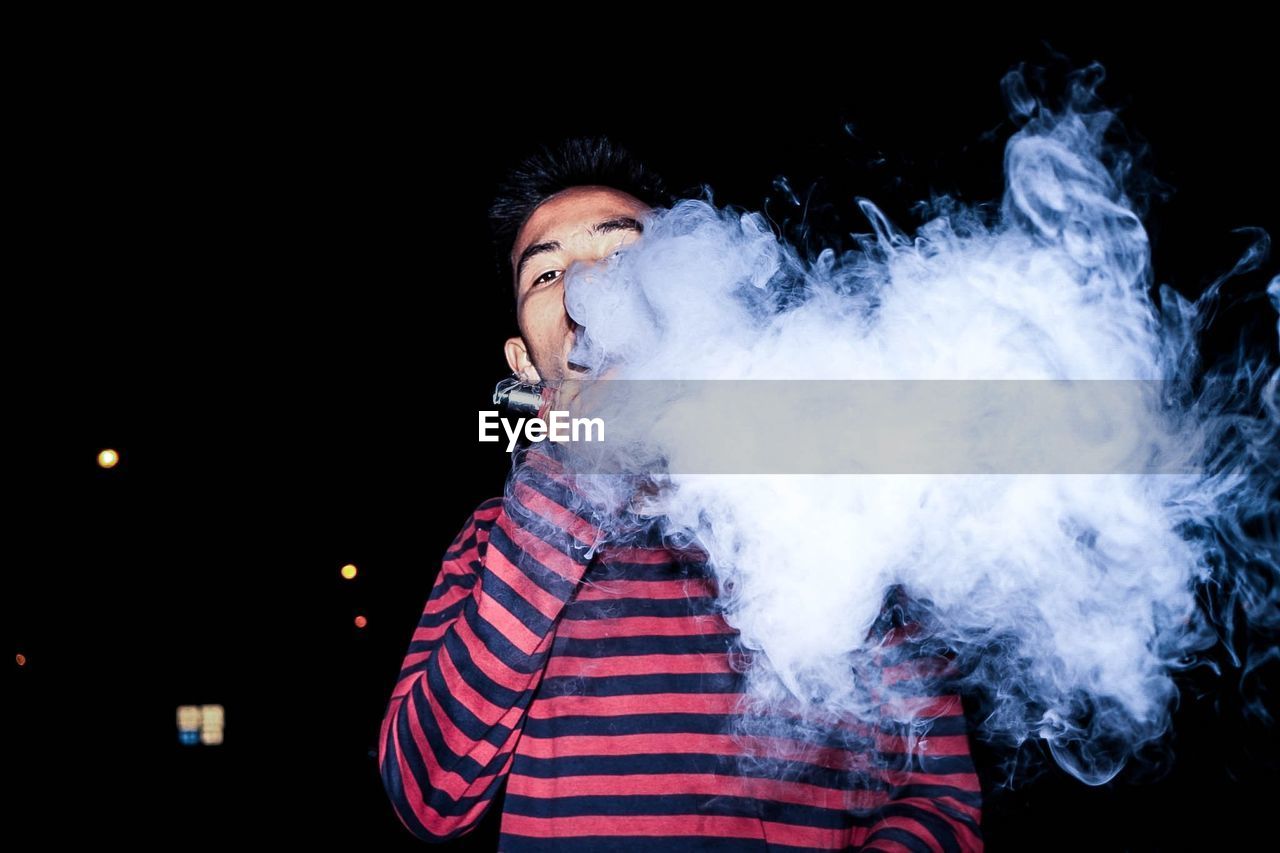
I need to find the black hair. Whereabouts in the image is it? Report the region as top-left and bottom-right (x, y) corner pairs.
(487, 136), (673, 296)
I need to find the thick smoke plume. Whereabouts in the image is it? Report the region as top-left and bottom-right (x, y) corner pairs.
(517, 63), (1279, 788)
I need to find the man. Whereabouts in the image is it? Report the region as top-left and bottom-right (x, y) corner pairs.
(378, 137), (984, 850)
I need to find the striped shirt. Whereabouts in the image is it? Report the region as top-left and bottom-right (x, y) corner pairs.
(378, 448), (983, 850)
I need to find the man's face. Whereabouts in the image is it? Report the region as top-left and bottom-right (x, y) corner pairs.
(504, 185), (651, 384)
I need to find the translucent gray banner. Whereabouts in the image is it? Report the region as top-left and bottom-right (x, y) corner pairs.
(539, 379), (1207, 475)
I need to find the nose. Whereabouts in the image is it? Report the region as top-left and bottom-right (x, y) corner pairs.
(560, 251), (615, 331)
(561, 268), (584, 331)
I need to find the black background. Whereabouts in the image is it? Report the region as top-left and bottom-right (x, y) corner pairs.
(8, 21), (1277, 850)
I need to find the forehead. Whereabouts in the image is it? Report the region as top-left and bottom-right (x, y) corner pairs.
(512, 185), (652, 261)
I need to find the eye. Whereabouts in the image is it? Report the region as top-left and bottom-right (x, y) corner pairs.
(532, 269), (562, 287)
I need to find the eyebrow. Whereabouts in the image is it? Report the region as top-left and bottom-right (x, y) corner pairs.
(515, 216), (645, 285)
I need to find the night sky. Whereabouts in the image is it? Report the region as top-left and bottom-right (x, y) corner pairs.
(9, 24), (1276, 849)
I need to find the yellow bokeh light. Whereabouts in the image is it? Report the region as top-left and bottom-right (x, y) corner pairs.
(98, 449), (119, 469)
(341, 563), (358, 580)
(177, 704), (225, 746)
(354, 615), (368, 628)
(200, 704), (225, 746)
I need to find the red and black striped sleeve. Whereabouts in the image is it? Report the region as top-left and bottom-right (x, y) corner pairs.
(859, 608), (984, 852)
(377, 448), (602, 843)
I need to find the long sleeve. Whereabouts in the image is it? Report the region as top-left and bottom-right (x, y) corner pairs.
(377, 448), (603, 843)
(858, 590), (984, 852)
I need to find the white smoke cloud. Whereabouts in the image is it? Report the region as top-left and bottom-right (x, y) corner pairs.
(531, 62), (1280, 788)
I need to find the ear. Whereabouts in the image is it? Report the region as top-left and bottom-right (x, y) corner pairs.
(504, 336), (542, 384)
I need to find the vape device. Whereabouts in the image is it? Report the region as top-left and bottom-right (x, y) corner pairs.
(493, 375), (553, 416)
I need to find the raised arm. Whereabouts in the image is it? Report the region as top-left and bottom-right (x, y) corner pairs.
(377, 448), (601, 842)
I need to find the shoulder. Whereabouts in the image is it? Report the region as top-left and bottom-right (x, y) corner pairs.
(443, 496), (504, 562)
(472, 495), (504, 522)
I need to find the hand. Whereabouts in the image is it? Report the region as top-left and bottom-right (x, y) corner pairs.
(548, 366), (618, 421)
